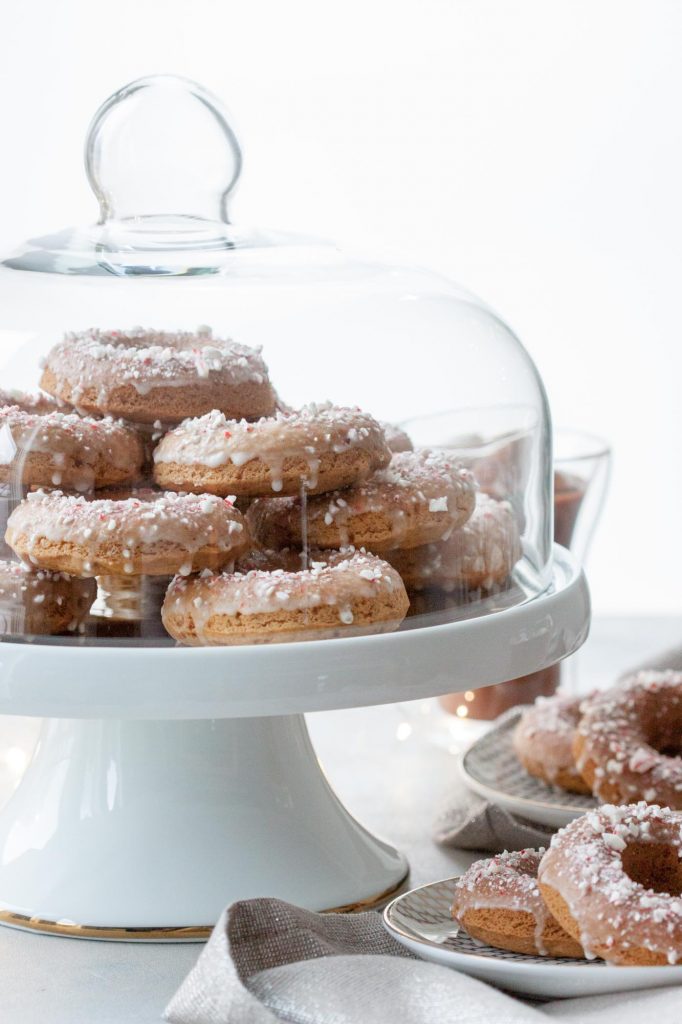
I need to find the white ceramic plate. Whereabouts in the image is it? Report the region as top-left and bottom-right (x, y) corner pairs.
(459, 709), (597, 828)
(383, 878), (682, 999)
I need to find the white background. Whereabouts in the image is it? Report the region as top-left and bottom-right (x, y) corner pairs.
(0, 0), (680, 614)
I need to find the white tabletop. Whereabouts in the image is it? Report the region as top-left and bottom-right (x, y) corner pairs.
(0, 615), (678, 1024)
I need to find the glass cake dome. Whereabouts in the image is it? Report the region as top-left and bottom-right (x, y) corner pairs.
(0, 75), (553, 648)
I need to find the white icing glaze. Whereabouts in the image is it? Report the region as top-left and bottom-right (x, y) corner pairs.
(153, 403), (390, 491)
(453, 848), (551, 955)
(539, 802), (682, 964)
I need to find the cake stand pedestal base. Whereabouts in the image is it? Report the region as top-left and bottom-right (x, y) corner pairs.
(0, 714), (408, 940)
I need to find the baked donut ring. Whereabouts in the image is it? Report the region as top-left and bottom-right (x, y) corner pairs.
(539, 803), (682, 965)
(0, 389), (60, 414)
(452, 849), (584, 957)
(6, 489), (249, 577)
(0, 560), (96, 635)
(161, 551), (409, 645)
(574, 671), (682, 806)
(513, 693), (592, 795)
(0, 406), (144, 491)
(246, 450), (476, 553)
(385, 493), (520, 592)
(152, 404), (391, 496)
(40, 327), (276, 425)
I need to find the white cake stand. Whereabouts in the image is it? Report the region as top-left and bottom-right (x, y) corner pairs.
(0, 545), (588, 940)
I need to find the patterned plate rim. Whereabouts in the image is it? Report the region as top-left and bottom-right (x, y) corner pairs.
(459, 709), (597, 815)
(383, 877), (601, 971)
(383, 877), (682, 974)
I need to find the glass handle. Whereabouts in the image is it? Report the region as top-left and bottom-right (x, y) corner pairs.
(84, 75), (242, 226)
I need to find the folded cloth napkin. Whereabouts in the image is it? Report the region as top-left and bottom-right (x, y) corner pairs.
(433, 705), (554, 853)
(165, 897), (544, 1024)
(433, 789), (554, 853)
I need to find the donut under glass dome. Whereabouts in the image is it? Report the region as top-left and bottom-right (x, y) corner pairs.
(0, 77), (588, 937)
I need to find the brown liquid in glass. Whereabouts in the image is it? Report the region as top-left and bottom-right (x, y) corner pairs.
(440, 471), (586, 720)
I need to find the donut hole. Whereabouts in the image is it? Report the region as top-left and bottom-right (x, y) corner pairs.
(643, 706), (682, 757)
(621, 841), (682, 896)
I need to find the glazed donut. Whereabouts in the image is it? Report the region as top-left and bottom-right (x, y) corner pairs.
(246, 450), (476, 553)
(381, 422), (413, 454)
(6, 489), (249, 577)
(452, 848), (584, 957)
(161, 551), (409, 645)
(574, 670), (682, 807)
(385, 493), (520, 593)
(539, 803), (682, 965)
(152, 404), (391, 497)
(513, 694), (592, 795)
(0, 388), (60, 414)
(0, 406), (144, 491)
(0, 560), (96, 635)
(40, 327), (276, 425)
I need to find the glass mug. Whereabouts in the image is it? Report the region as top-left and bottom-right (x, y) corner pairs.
(440, 429), (611, 721)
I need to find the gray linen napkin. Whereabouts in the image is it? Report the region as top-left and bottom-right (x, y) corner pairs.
(165, 898), (542, 1024)
(433, 789), (554, 853)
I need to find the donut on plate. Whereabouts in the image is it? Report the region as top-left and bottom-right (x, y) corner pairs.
(0, 406), (144, 491)
(574, 671), (682, 807)
(40, 327), (276, 424)
(452, 848), (584, 957)
(161, 551), (409, 645)
(6, 489), (249, 577)
(0, 559), (96, 635)
(385, 493), (520, 593)
(513, 693), (592, 795)
(539, 802), (682, 965)
(246, 449), (476, 553)
(152, 404), (391, 496)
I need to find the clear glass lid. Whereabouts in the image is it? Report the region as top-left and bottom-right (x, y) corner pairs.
(0, 75), (552, 648)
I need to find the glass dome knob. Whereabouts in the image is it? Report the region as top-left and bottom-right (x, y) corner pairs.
(85, 75), (242, 226)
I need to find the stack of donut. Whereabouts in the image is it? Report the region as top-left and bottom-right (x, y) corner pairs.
(513, 670), (682, 809)
(0, 325), (523, 643)
(452, 801), (682, 964)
